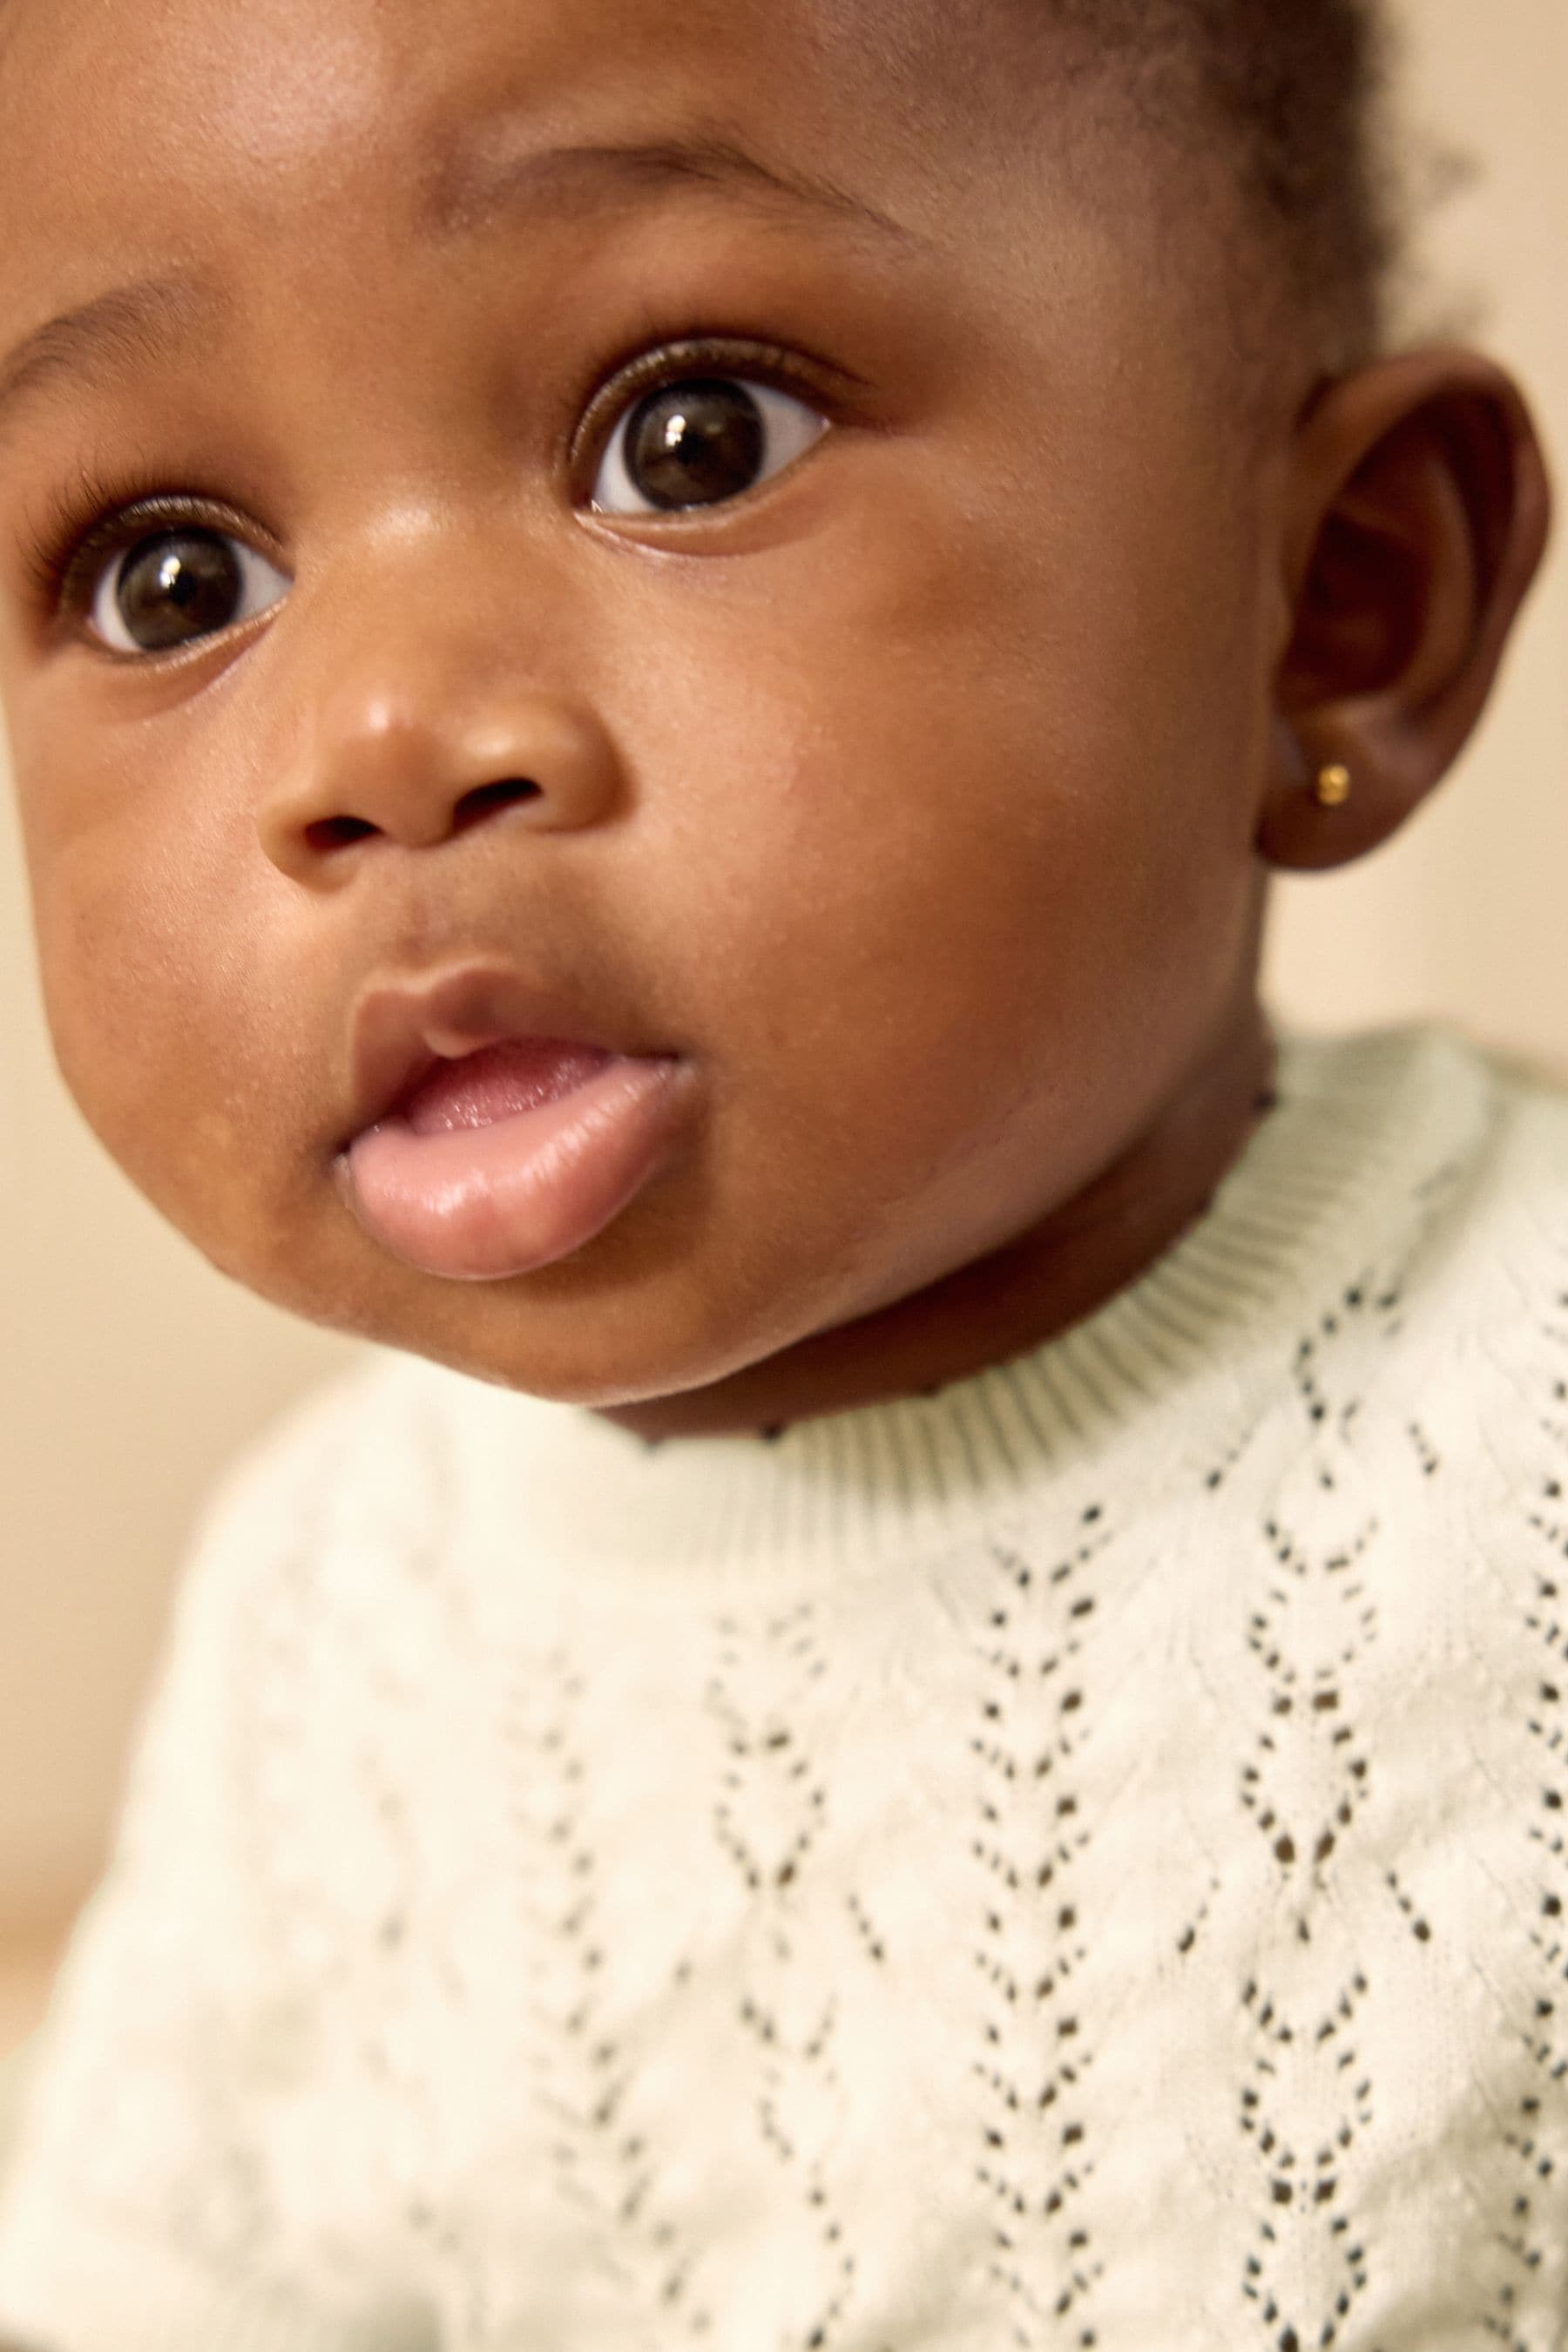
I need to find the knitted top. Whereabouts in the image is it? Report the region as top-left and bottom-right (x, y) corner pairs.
(1, 1021), (1565, 2352)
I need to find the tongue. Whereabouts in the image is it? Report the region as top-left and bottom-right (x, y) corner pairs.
(401, 1040), (612, 1134)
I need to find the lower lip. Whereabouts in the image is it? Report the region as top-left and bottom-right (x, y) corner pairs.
(340, 1052), (693, 1281)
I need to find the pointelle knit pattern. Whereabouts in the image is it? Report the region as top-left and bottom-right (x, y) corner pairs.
(0, 1019), (1565, 2351)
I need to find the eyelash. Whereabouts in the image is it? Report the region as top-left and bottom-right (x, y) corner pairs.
(18, 467), (226, 619)
(18, 334), (851, 641)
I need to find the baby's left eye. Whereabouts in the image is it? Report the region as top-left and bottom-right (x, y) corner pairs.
(90, 526), (290, 654)
(589, 376), (828, 517)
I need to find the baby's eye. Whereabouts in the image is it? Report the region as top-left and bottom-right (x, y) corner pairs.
(90, 527), (290, 654)
(589, 375), (828, 517)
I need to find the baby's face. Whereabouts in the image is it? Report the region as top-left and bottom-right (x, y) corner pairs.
(0, 0), (1281, 1408)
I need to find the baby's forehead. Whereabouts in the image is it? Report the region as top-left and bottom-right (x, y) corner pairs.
(15, 0), (1213, 303)
(0, 0), (1017, 204)
(0, 0), (1149, 398)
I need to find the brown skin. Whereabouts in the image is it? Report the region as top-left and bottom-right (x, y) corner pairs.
(0, 0), (1551, 1439)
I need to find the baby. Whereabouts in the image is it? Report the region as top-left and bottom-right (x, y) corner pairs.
(0, 0), (1561, 2341)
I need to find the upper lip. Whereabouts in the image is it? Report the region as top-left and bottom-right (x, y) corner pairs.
(339, 961), (667, 1149)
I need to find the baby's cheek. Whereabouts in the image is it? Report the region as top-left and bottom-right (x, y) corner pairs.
(29, 823), (289, 1245)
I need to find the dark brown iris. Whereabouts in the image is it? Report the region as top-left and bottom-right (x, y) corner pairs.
(116, 531), (245, 650)
(623, 379), (766, 510)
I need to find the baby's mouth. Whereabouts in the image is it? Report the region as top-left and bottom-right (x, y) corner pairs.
(336, 972), (695, 1282)
(341, 1039), (692, 1282)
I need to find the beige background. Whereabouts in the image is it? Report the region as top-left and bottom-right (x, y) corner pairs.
(1, 0), (1565, 1986)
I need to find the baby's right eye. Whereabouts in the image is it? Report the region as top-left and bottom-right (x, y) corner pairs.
(90, 526), (290, 654)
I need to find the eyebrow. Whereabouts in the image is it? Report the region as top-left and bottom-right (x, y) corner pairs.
(0, 274), (220, 440)
(0, 137), (913, 441)
(423, 131), (921, 251)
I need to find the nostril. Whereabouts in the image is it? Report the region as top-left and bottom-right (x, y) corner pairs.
(304, 814), (379, 854)
(453, 778), (542, 832)
(297, 780), (542, 859)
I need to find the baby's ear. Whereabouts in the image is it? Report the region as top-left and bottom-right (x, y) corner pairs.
(1257, 348), (1551, 874)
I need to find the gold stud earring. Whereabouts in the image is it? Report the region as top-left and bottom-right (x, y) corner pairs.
(1313, 761), (1353, 809)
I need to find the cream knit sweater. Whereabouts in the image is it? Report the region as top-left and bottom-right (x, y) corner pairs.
(1, 1022), (1566, 2352)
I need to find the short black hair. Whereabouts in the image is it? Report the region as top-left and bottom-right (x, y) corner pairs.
(1060, 0), (1398, 367)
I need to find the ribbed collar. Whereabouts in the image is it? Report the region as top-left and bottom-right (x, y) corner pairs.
(422, 1021), (1497, 1589)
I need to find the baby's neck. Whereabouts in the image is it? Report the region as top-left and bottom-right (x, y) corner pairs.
(597, 997), (1278, 1443)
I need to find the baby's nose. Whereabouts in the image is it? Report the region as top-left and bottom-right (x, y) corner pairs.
(256, 666), (624, 883)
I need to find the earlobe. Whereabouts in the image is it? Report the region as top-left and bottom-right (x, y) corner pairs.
(1257, 348), (1552, 875)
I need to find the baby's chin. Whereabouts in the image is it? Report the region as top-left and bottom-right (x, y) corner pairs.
(76, 1051), (923, 1424)
(220, 1199), (858, 1420)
